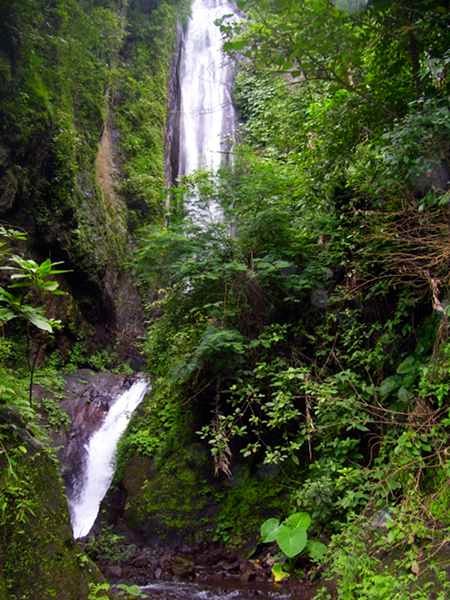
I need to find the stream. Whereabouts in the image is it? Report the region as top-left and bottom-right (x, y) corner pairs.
(139, 581), (294, 599)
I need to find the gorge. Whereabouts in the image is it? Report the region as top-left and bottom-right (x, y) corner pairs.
(0, 1), (449, 599)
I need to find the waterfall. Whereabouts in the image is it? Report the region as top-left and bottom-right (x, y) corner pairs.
(178, 0), (237, 221)
(69, 379), (149, 539)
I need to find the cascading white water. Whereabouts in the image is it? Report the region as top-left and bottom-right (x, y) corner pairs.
(178, 0), (237, 220)
(70, 379), (149, 539)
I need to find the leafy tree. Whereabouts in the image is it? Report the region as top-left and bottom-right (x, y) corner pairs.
(0, 226), (68, 403)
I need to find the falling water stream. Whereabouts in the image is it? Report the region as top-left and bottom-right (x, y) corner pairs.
(69, 379), (149, 539)
(178, 0), (237, 221)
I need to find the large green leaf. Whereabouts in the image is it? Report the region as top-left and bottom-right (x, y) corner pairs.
(260, 517), (280, 543)
(284, 512), (312, 531)
(24, 309), (53, 332)
(276, 524), (308, 558)
(0, 307), (16, 323)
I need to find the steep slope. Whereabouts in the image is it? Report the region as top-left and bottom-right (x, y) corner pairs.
(0, 1), (185, 597)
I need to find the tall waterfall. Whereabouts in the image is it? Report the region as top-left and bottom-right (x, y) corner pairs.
(178, 0), (237, 219)
(69, 379), (149, 539)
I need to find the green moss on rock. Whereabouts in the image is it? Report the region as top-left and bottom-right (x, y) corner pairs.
(213, 465), (288, 549)
(115, 0), (188, 223)
(0, 425), (98, 600)
(123, 445), (217, 545)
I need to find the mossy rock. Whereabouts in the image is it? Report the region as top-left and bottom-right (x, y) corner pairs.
(212, 464), (288, 549)
(0, 427), (98, 600)
(120, 440), (289, 550)
(123, 445), (218, 545)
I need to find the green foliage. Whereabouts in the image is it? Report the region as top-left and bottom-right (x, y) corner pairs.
(212, 467), (288, 546)
(129, 1), (450, 597)
(85, 527), (136, 564)
(115, 0), (186, 221)
(115, 583), (146, 599)
(40, 397), (70, 431)
(0, 228), (65, 334)
(348, 98), (450, 204)
(0, 444), (36, 529)
(88, 582), (111, 600)
(0, 227), (67, 407)
(0, 0), (133, 294)
(87, 349), (116, 372)
(261, 512), (326, 561)
(0, 427), (95, 599)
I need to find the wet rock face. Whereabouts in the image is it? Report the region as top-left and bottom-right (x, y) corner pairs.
(58, 370), (139, 501)
(0, 168), (18, 214)
(165, 22), (183, 187)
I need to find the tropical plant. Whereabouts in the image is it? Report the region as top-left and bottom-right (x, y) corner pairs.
(0, 226), (68, 402)
(260, 512), (327, 581)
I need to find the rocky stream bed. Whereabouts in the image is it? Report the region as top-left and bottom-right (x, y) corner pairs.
(100, 542), (318, 599)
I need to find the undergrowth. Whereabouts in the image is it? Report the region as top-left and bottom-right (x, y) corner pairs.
(131, 0), (450, 595)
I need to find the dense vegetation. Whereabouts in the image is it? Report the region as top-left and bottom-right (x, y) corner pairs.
(0, 0), (448, 598)
(126, 0), (450, 596)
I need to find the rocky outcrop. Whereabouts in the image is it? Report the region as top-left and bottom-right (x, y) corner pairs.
(165, 22), (184, 188)
(0, 407), (101, 600)
(0, 0), (144, 357)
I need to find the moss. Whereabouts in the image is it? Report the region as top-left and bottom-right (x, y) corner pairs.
(123, 444), (217, 544)
(115, 0), (188, 223)
(118, 388), (289, 549)
(120, 445), (290, 550)
(213, 465), (289, 549)
(118, 369), (289, 549)
(0, 430), (99, 600)
(0, 0), (131, 338)
(0, 0), (191, 346)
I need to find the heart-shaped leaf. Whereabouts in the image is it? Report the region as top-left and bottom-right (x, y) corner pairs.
(285, 512), (312, 531)
(260, 518), (280, 543)
(276, 524), (307, 558)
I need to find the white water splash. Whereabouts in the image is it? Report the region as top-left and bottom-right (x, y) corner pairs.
(70, 379), (149, 539)
(140, 581), (291, 599)
(178, 0), (237, 221)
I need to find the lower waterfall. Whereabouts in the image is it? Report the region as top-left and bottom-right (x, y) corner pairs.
(69, 379), (149, 539)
